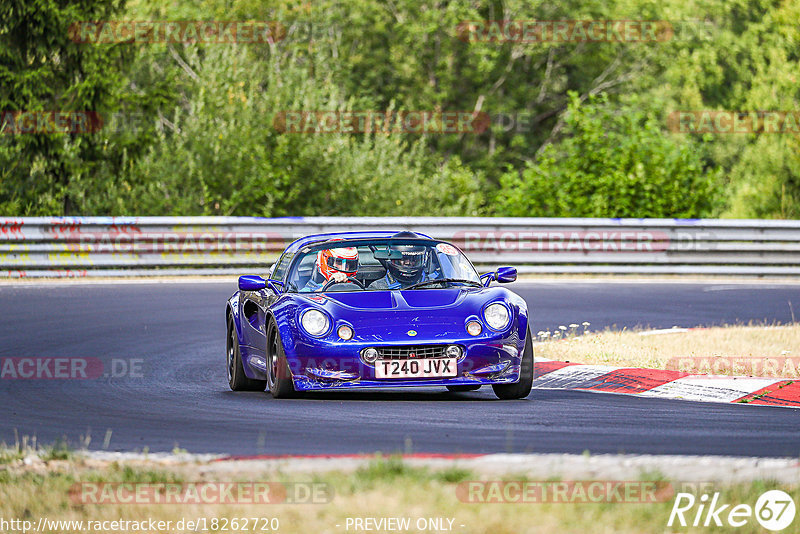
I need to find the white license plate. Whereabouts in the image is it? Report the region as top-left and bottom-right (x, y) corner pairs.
(375, 358), (458, 379)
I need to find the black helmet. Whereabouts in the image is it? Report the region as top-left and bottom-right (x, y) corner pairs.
(387, 243), (427, 283)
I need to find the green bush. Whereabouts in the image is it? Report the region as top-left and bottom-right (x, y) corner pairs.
(2, 0), (798, 219)
(87, 43), (485, 216)
(495, 94), (722, 218)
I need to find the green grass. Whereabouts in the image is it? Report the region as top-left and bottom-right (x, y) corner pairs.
(0, 448), (25, 465)
(0, 436), (74, 464)
(312, 454), (476, 494)
(1, 454), (798, 533)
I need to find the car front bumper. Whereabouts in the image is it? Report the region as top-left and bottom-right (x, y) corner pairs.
(286, 333), (524, 391)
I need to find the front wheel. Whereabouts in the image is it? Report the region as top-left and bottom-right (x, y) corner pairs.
(492, 327), (534, 400)
(227, 317), (266, 391)
(266, 321), (298, 398)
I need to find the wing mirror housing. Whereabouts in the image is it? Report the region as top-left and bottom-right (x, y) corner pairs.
(238, 275), (266, 291)
(495, 266), (517, 283)
(480, 266), (518, 286)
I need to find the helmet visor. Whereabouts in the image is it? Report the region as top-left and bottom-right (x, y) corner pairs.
(389, 247), (426, 273)
(326, 254), (358, 274)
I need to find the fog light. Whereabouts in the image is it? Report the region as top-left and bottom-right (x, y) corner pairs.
(338, 325), (354, 340)
(445, 345), (462, 358)
(466, 320), (482, 336)
(362, 348), (379, 363)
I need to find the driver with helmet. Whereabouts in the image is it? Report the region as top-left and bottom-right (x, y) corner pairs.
(301, 245), (359, 292)
(369, 243), (431, 290)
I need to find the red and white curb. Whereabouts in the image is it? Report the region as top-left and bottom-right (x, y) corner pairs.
(533, 360), (800, 408)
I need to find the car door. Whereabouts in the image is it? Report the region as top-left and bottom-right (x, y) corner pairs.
(239, 253), (291, 361)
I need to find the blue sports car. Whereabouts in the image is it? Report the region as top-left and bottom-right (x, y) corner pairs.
(225, 231), (533, 399)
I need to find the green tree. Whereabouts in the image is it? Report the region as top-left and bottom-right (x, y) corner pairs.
(84, 34), (484, 216)
(495, 94), (721, 217)
(0, 0), (129, 214)
(2, 0), (798, 218)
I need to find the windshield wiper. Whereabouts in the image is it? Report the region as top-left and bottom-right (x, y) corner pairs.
(406, 278), (483, 290)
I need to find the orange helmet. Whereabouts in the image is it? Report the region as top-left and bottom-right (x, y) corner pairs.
(317, 246), (359, 280)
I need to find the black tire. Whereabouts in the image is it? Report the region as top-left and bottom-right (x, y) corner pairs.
(446, 385), (481, 392)
(266, 321), (297, 398)
(227, 317), (267, 391)
(492, 327), (534, 400)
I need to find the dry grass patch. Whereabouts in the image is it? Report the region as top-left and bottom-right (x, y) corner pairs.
(535, 324), (800, 376)
(1, 455), (797, 534)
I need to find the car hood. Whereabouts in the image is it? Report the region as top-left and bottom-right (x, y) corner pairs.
(327, 288), (466, 309)
(293, 287), (516, 342)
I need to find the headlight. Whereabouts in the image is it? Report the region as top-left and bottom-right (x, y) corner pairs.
(301, 309), (329, 336)
(484, 303), (510, 330)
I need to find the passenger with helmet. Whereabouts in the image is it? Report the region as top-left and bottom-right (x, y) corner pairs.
(369, 243), (432, 290)
(301, 245), (359, 292)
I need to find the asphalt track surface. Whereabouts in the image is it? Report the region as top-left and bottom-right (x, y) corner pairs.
(1, 281), (798, 457)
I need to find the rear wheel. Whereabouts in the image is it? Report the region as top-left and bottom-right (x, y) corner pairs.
(227, 317), (266, 391)
(266, 321), (297, 398)
(492, 327), (534, 400)
(446, 385), (481, 392)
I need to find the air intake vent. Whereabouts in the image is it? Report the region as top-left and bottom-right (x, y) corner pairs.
(376, 345), (446, 360)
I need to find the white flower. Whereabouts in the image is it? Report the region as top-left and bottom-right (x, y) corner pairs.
(569, 323), (579, 328)
(582, 322), (590, 326)
(559, 325), (567, 330)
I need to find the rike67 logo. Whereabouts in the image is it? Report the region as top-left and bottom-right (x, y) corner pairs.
(668, 490), (796, 531)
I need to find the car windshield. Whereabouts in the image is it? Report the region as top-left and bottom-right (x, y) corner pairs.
(284, 238), (481, 292)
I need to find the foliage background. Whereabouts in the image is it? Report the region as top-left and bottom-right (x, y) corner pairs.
(1, 0), (798, 218)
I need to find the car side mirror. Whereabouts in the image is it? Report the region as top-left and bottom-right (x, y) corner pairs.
(480, 267), (518, 286)
(238, 275), (266, 291)
(495, 266), (517, 283)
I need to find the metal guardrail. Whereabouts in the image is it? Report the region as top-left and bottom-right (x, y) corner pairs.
(1, 217), (799, 277)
